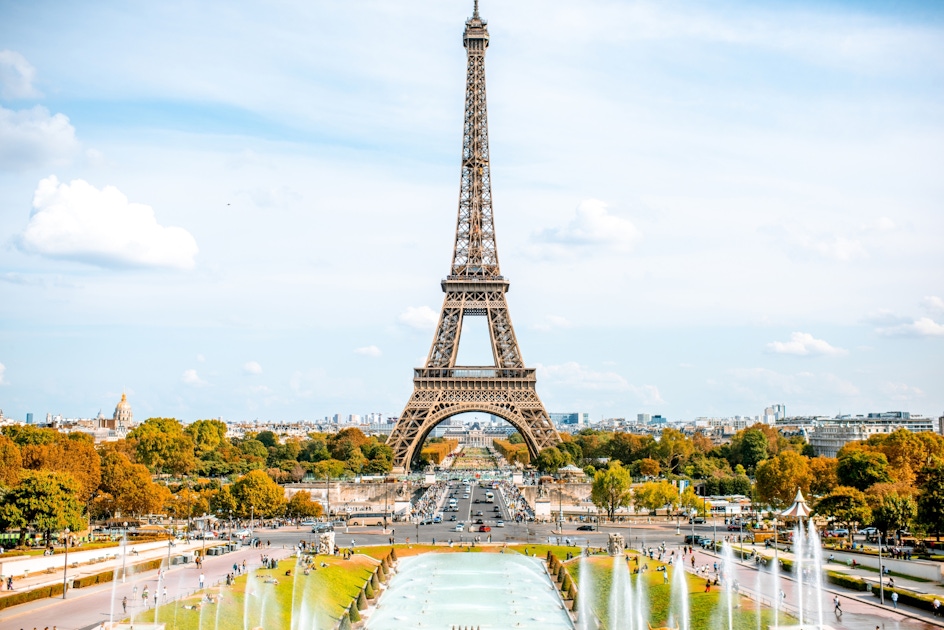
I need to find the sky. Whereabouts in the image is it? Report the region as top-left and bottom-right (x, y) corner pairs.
(0, 0), (942, 425)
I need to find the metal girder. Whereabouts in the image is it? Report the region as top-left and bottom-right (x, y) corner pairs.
(388, 5), (561, 473)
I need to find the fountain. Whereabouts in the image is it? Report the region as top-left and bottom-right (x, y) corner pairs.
(668, 555), (689, 630)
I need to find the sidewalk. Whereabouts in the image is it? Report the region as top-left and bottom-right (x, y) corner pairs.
(695, 540), (944, 629)
(0, 538), (221, 596)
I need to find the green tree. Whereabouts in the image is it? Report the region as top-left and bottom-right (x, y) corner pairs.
(872, 493), (917, 540)
(650, 428), (694, 476)
(814, 486), (871, 543)
(636, 458), (661, 478)
(728, 429), (769, 472)
(256, 430), (278, 448)
(536, 447), (569, 474)
(128, 418), (196, 476)
(917, 462), (944, 540)
(0, 470), (84, 545)
(590, 461), (632, 521)
(185, 419), (229, 458)
(231, 470), (286, 518)
(837, 450), (891, 491)
(210, 485), (238, 517)
(507, 432), (524, 445)
(609, 432), (654, 466)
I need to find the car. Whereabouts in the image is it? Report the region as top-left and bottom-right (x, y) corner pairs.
(420, 517), (434, 525)
(493, 506), (500, 512)
(859, 527), (878, 536)
(300, 520), (317, 526)
(454, 523), (464, 532)
(826, 528), (849, 537)
(473, 499), (482, 504)
(689, 517), (706, 524)
(478, 526), (491, 533)
(495, 520), (505, 527)
(475, 518), (484, 524)
(449, 515), (457, 521)
(727, 524), (740, 531)
(433, 516), (442, 524)
(577, 525), (594, 531)
(683, 534), (706, 545)
(311, 524), (333, 534)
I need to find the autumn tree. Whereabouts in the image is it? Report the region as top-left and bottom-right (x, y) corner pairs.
(97, 450), (170, 518)
(185, 419), (229, 458)
(285, 490), (324, 519)
(650, 428), (694, 476)
(0, 434), (22, 488)
(633, 480), (679, 515)
(231, 470), (286, 518)
(609, 432), (654, 466)
(637, 458), (661, 478)
(591, 461), (632, 521)
(917, 462), (944, 540)
(536, 447), (570, 474)
(755, 451), (811, 509)
(808, 456), (839, 496)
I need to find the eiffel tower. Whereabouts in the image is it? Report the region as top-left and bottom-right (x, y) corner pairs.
(387, 1), (561, 473)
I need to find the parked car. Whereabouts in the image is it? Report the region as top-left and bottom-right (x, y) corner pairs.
(683, 534), (706, 545)
(727, 524), (741, 531)
(577, 525), (594, 531)
(690, 517), (706, 524)
(859, 527), (878, 536)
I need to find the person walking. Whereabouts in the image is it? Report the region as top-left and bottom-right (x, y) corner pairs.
(891, 591), (898, 609)
(199, 572), (205, 589)
(122, 596), (127, 614)
(705, 579), (711, 593)
(833, 595), (842, 617)
(933, 597), (941, 616)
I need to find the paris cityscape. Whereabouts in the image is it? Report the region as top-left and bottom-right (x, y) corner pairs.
(1, 1), (942, 630)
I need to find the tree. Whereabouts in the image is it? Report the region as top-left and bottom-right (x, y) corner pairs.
(633, 480), (678, 515)
(210, 485), (238, 517)
(185, 419), (229, 458)
(728, 429), (769, 472)
(814, 486), (871, 543)
(255, 430), (278, 448)
(507, 432), (524, 445)
(536, 447), (569, 474)
(0, 471), (84, 545)
(286, 491), (324, 519)
(21, 436), (101, 503)
(98, 450), (169, 518)
(128, 418), (196, 476)
(591, 461), (632, 520)
(808, 457), (839, 496)
(609, 432), (654, 466)
(0, 435), (22, 488)
(637, 458), (661, 478)
(837, 450), (891, 491)
(755, 451), (811, 509)
(917, 462), (944, 540)
(650, 428), (694, 476)
(231, 470), (286, 518)
(872, 493), (917, 540)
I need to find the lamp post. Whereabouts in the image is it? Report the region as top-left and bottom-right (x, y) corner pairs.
(61, 527), (70, 599)
(558, 486), (563, 534)
(250, 505), (255, 535)
(879, 532), (885, 605)
(121, 521), (128, 582)
(201, 512), (208, 556)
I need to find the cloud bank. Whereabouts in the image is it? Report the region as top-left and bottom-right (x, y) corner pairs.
(18, 176), (198, 270)
(766, 332), (847, 356)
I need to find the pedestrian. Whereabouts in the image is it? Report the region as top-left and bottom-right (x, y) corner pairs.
(933, 598), (941, 616)
(663, 571), (669, 585)
(199, 572), (205, 589)
(162, 586), (168, 603)
(122, 596), (127, 614)
(891, 591), (898, 608)
(833, 595), (842, 617)
(705, 579), (711, 593)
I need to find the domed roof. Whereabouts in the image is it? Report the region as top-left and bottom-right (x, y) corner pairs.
(116, 392), (131, 410)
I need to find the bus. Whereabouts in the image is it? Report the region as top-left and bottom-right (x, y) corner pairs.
(346, 512), (392, 527)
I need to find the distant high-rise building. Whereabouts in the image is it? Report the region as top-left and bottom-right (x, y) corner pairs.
(550, 412), (589, 428)
(26, 412), (33, 424)
(637, 413), (651, 425)
(763, 404), (785, 424)
(650, 414), (667, 425)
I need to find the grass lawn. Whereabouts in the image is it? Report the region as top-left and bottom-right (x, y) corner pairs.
(571, 554), (790, 630)
(135, 554), (377, 630)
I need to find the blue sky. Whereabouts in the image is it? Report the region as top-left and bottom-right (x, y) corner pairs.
(0, 0), (942, 424)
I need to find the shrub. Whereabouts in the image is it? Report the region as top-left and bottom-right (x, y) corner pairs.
(0, 583), (65, 610)
(357, 590), (367, 610)
(389, 547), (397, 562)
(365, 581), (375, 599)
(349, 603), (360, 623)
(339, 614), (352, 630)
(370, 572), (380, 590)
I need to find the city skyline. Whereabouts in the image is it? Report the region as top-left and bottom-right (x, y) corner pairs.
(1, 1), (942, 423)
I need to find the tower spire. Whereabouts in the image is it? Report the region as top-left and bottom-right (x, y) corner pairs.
(473, 0), (479, 19)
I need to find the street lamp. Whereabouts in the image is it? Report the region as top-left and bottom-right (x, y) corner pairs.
(879, 532), (885, 605)
(201, 512), (208, 556)
(61, 527), (70, 599)
(250, 505), (255, 535)
(121, 521), (128, 582)
(558, 486), (563, 535)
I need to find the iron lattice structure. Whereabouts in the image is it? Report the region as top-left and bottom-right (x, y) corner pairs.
(387, 2), (561, 473)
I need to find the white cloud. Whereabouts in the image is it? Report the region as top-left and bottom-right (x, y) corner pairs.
(289, 369), (364, 400)
(0, 105), (78, 170)
(532, 315), (572, 332)
(629, 384), (665, 406)
(801, 234), (867, 261)
(181, 368), (207, 387)
(0, 362), (7, 385)
(727, 367), (859, 398)
(532, 199), (640, 254)
(922, 296), (944, 316)
(0, 50), (41, 99)
(766, 332), (847, 356)
(18, 176), (199, 270)
(876, 317), (944, 338)
(882, 382), (924, 401)
(398, 305), (439, 331)
(537, 361), (630, 391)
(243, 361), (263, 375)
(354, 345), (382, 358)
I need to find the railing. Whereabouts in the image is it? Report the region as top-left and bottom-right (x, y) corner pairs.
(414, 368), (535, 379)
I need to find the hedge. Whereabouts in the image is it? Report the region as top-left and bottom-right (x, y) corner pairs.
(492, 439), (530, 466)
(73, 557), (163, 589)
(0, 583), (65, 610)
(421, 439), (458, 465)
